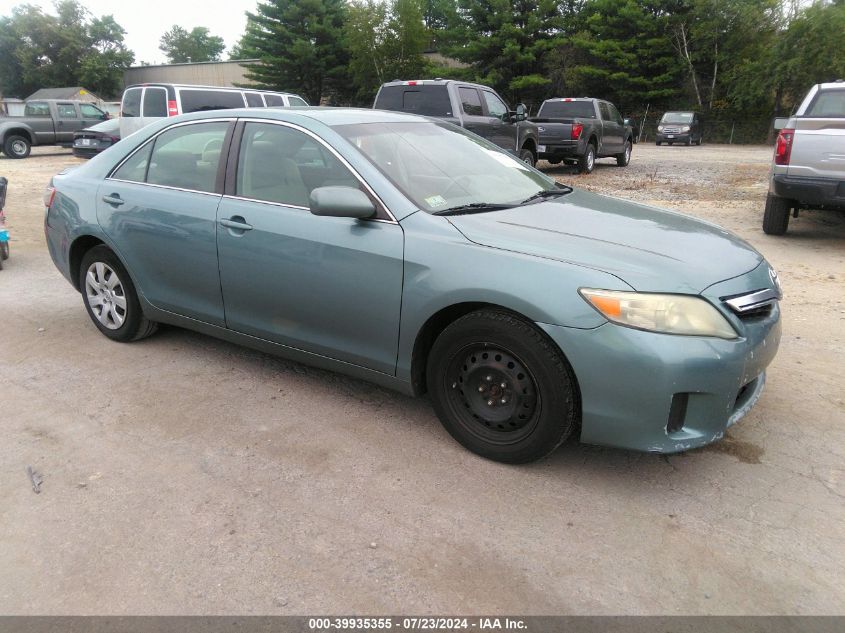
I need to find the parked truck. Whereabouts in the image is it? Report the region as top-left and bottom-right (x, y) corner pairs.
(0, 99), (108, 159)
(373, 79), (540, 166)
(764, 81), (845, 235)
(529, 98), (633, 173)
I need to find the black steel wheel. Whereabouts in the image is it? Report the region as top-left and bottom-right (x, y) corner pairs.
(427, 309), (579, 463)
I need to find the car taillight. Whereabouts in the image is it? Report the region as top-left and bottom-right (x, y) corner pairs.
(43, 186), (56, 209)
(775, 128), (794, 165)
(571, 123), (583, 140)
(168, 100), (178, 116)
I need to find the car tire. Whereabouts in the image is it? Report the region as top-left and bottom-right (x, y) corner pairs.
(426, 309), (579, 464)
(547, 158), (562, 165)
(519, 147), (536, 168)
(578, 143), (596, 174)
(3, 135), (31, 159)
(616, 141), (632, 167)
(79, 245), (158, 342)
(762, 193), (792, 235)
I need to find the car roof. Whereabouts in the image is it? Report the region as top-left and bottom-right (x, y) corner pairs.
(172, 106), (430, 127)
(380, 79), (494, 91)
(124, 83), (300, 96)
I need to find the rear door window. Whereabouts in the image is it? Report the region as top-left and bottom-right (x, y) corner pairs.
(178, 89), (245, 114)
(57, 103), (78, 119)
(245, 92), (264, 107)
(264, 94), (285, 107)
(142, 88), (167, 117)
(122, 88), (142, 117)
(806, 90), (845, 117)
(459, 87), (483, 116)
(145, 122), (230, 193)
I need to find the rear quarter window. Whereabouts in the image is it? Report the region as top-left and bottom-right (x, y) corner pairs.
(374, 85), (453, 117)
(122, 88), (142, 117)
(178, 89), (245, 114)
(245, 92), (264, 107)
(806, 90), (845, 118)
(264, 94), (285, 107)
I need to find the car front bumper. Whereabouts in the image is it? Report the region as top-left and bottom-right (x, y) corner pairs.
(770, 174), (845, 211)
(538, 281), (781, 453)
(656, 133), (691, 143)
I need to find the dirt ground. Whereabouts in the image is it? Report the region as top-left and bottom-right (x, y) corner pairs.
(0, 144), (843, 615)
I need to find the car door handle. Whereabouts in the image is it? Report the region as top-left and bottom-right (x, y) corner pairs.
(102, 194), (124, 206)
(219, 217), (253, 231)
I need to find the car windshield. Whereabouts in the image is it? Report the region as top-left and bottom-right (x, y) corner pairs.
(662, 112), (694, 124)
(333, 121), (558, 213)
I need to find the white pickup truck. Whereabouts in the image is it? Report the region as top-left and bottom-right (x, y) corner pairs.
(764, 81), (845, 234)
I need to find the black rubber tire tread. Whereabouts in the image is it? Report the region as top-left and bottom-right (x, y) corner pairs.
(427, 309), (579, 464)
(578, 143), (596, 174)
(519, 147), (536, 167)
(616, 141), (632, 166)
(79, 245), (158, 342)
(762, 193), (791, 235)
(3, 134), (31, 159)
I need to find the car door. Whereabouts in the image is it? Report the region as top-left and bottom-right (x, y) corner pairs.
(79, 103), (107, 129)
(481, 90), (517, 152)
(458, 86), (494, 143)
(598, 102), (623, 155)
(97, 119), (233, 326)
(215, 120), (404, 374)
(55, 103), (81, 143)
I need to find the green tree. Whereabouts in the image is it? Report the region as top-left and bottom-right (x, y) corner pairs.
(159, 25), (225, 63)
(237, 0), (349, 104)
(444, 0), (570, 104)
(0, 1), (133, 99)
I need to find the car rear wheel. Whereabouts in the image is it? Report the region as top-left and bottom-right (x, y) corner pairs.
(3, 135), (31, 159)
(578, 143), (596, 174)
(79, 245), (158, 342)
(616, 141), (632, 166)
(519, 147), (536, 168)
(762, 193), (792, 235)
(427, 309), (579, 463)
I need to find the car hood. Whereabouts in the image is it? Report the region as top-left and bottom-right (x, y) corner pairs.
(446, 189), (763, 293)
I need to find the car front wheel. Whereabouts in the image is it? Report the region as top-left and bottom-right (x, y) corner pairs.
(616, 141), (632, 166)
(519, 147), (536, 168)
(79, 245), (158, 342)
(427, 309), (579, 463)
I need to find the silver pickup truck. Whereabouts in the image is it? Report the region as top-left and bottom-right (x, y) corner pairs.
(0, 99), (108, 159)
(764, 81), (845, 234)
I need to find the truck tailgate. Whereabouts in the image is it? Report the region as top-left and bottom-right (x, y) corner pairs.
(788, 117), (845, 180)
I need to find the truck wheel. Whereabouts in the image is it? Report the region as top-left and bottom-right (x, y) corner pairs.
(616, 141), (632, 167)
(547, 158), (561, 165)
(3, 135), (31, 159)
(762, 194), (792, 235)
(578, 143), (596, 174)
(519, 148), (536, 168)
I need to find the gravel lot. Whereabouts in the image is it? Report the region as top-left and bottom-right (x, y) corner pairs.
(1, 144), (843, 615)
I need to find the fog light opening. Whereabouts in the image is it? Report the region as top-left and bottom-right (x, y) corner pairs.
(667, 393), (689, 435)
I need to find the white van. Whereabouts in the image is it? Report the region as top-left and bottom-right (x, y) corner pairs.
(119, 84), (309, 137)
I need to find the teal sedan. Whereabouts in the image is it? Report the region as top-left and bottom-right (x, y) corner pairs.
(44, 108), (781, 463)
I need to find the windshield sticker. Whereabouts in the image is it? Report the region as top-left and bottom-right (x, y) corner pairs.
(425, 195), (447, 208)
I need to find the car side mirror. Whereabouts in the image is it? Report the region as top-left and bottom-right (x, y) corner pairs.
(773, 117), (789, 131)
(310, 186), (376, 219)
(515, 103), (527, 121)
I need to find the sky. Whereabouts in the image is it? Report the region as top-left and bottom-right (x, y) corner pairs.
(0, 0), (258, 65)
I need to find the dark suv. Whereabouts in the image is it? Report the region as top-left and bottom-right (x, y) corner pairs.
(656, 111), (703, 146)
(373, 80), (540, 166)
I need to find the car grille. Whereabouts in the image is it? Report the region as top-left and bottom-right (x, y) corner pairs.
(662, 126), (683, 134)
(722, 288), (779, 321)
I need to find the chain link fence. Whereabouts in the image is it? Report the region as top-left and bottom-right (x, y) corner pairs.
(629, 112), (775, 145)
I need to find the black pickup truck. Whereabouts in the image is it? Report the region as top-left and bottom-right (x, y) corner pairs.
(374, 80), (540, 166)
(529, 98), (633, 173)
(0, 99), (108, 158)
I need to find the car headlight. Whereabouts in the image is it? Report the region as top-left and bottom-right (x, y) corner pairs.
(657, 125), (664, 131)
(579, 289), (738, 339)
(681, 125), (690, 132)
